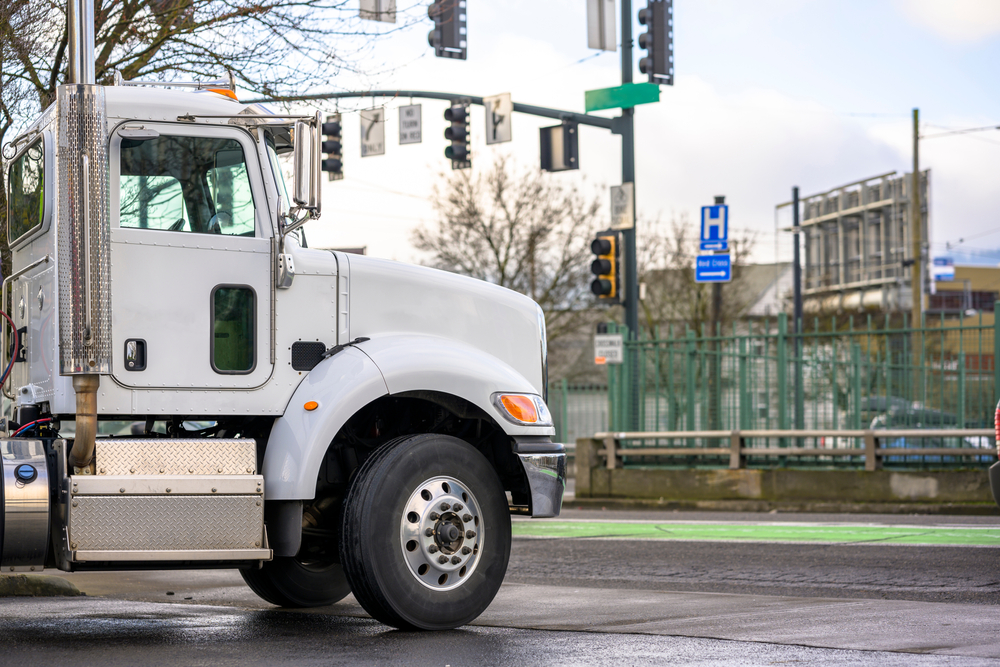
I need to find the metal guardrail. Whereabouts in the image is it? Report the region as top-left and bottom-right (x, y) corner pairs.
(593, 429), (997, 472)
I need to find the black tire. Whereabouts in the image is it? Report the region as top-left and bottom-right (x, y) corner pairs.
(340, 434), (511, 630)
(240, 558), (351, 608)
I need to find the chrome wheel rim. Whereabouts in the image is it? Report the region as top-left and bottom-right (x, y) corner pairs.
(399, 475), (483, 591)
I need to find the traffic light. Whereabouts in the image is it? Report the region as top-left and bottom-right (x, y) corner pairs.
(540, 120), (579, 172)
(638, 0), (674, 86)
(590, 230), (621, 302)
(444, 102), (470, 170)
(321, 113), (343, 181)
(428, 0), (467, 60)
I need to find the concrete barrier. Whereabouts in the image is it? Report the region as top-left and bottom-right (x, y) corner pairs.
(575, 437), (996, 510)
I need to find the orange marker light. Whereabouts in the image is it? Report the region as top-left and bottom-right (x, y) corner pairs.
(500, 395), (538, 423)
(304, 401), (319, 411)
(207, 88), (239, 101)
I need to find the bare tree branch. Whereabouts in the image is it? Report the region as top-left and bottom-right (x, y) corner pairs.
(413, 156), (602, 349)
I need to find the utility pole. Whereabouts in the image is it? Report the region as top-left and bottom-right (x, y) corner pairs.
(792, 186), (804, 434)
(911, 108), (923, 326)
(910, 107), (924, 401)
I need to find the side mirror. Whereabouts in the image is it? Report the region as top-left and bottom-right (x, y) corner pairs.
(292, 112), (322, 215)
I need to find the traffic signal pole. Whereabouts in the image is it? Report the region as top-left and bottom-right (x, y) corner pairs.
(619, 0), (639, 341)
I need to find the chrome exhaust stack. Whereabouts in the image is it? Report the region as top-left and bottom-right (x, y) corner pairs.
(67, 0), (96, 85)
(61, 0), (109, 472)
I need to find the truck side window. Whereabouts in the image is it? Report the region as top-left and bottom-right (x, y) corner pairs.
(8, 138), (45, 245)
(120, 135), (256, 236)
(212, 285), (255, 374)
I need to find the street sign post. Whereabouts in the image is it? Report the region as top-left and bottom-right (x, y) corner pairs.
(594, 333), (624, 365)
(483, 93), (512, 145)
(360, 108), (386, 157)
(695, 254), (732, 283)
(700, 204), (728, 251)
(399, 104), (422, 145)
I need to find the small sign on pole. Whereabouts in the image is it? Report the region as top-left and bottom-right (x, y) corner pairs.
(587, 0), (616, 52)
(700, 205), (729, 251)
(360, 0), (396, 22)
(360, 108), (385, 157)
(483, 93), (512, 145)
(695, 254), (732, 283)
(399, 104), (422, 145)
(594, 333), (624, 365)
(610, 183), (634, 230)
(932, 257), (955, 282)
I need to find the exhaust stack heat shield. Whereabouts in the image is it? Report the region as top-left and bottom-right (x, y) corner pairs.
(57, 84), (111, 375)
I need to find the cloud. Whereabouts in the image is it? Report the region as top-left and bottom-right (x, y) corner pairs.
(896, 0), (1000, 43)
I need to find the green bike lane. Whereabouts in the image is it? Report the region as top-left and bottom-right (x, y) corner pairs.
(511, 519), (1000, 546)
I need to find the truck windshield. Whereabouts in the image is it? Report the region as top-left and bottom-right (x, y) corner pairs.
(119, 134), (256, 236)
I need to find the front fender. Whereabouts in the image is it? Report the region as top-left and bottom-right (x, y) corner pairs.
(263, 334), (554, 501)
(262, 347), (388, 499)
(359, 333), (555, 439)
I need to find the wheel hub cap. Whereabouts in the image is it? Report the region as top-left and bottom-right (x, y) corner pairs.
(400, 476), (483, 591)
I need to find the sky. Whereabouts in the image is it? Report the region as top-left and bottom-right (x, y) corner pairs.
(270, 0), (1000, 268)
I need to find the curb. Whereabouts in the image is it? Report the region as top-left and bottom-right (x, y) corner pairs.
(0, 574), (84, 597)
(568, 497), (1000, 515)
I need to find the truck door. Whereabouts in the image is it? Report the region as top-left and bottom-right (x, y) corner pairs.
(109, 124), (273, 389)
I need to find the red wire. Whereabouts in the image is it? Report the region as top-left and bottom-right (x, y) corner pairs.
(14, 417), (52, 437)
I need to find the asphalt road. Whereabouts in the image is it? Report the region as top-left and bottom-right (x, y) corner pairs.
(1, 509), (998, 666)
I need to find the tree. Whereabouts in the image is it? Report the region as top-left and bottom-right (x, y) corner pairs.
(637, 214), (757, 337)
(412, 155), (602, 348)
(0, 0), (416, 275)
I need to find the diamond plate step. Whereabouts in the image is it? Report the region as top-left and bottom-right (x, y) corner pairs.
(94, 438), (257, 475)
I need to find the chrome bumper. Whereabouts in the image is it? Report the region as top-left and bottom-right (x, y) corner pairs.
(516, 442), (566, 518)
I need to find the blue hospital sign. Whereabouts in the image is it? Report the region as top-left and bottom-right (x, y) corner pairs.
(700, 205), (729, 251)
(695, 254), (732, 283)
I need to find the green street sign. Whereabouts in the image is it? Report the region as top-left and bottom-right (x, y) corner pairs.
(585, 82), (660, 113)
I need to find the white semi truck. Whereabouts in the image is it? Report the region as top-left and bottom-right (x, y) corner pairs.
(0, 2), (564, 631)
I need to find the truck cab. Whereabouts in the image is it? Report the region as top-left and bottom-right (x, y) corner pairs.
(0, 76), (564, 631)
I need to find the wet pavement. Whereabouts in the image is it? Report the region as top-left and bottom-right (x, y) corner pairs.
(1, 509), (998, 665)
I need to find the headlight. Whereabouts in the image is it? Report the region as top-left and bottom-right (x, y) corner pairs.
(492, 393), (553, 427)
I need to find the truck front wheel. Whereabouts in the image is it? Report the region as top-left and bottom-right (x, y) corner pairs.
(339, 434), (511, 630)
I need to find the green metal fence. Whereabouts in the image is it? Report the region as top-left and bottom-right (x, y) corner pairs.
(547, 380), (609, 446)
(601, 307), (1000, 470)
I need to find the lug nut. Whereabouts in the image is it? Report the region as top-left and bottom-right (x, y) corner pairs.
(466, 530), (476, 539)
(451, 556), (461, 564)
(452, 503), (463, 512)
(462, 514), (473, 522)
(428, 544), (439, 553)
(440, 502), (451, 511)
(424, 528), (434, 537)
(462, 546), (472, 555)
(438, 555), (449, 564)
(429, 512), (440, 521)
